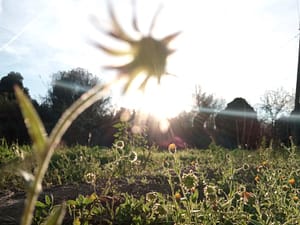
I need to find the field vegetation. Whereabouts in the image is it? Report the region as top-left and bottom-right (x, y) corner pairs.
(1, 130), (300, 224)
(1, 2), (299, 225)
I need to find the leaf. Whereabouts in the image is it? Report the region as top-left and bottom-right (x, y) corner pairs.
(41, 203), (66, 225)
(14, 86), (47, 162)
(67, 200), (77, 206)
(35, 201), (47, 208)
(45, 195), (52, 206)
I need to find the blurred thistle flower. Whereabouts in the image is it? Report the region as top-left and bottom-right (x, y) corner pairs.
(163, 159), (170, 168)
(91, 0), (180, 93)
(84, 172), (96, 184)
(261, 161), (268, 167)
(129, 150), (138, 163)
(182, 171), (198, 191)
(153, 203), (167, 215)
(204, 185), (217, 201)
(282, 185), (289, 191)
(238, 185), (246, 193)
(146, 191), (158, 202)
(242, 163), (250, 171)
(168, 143), (177, 154)
(113, 140), (125, 150)
(225, 154), (231, 161)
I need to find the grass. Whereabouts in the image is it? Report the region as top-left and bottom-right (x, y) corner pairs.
(1, 140), (300, 225)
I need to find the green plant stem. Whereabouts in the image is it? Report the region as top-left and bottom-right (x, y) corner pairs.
(21, 82), (112, 225)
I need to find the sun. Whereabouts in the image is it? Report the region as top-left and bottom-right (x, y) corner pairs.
(116, 74), (192, 120)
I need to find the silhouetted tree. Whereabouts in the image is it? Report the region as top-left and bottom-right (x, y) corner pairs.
(40, 68), (113, 146)
(215, 98), (260, 149)
(258, 88), (294, 144)
(189, 86), (225, 148)
(258, 88), (294, 124)
(0, 72), (33, 144)
(0, 72), (29, 100)
(275, 116), (291, 146)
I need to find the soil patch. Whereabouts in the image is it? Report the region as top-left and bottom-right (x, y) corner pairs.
(0, 175), (171, 225)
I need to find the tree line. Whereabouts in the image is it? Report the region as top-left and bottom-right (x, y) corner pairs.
(0, 68), (295, 149)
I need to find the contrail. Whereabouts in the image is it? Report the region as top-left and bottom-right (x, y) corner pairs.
(0, 13), (41, 52)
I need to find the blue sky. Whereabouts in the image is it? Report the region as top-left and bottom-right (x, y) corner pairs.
(0, 0), (299, 116)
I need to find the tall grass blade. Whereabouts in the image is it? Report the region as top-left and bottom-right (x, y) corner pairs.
(14, 86), (47, 162)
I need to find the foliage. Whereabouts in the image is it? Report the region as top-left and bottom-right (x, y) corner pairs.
(2, 139), (300, 224)
(40, 68), (113, 146)
(258, 87), (294, 125)
(0, 71), (30, 99)
(0, 72), (37, 144)
(215, 98), (261, 149)
(2, 1), (300, 224)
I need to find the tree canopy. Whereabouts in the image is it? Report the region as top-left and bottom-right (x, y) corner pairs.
(39, 68), (113, 146)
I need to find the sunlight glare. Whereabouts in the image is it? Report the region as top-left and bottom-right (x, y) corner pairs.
(117, 73), (192, 121)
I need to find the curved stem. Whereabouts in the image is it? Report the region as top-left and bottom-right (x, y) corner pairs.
(21, 82), (112, 225)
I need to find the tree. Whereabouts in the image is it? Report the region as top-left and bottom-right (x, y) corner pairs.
(166, 86), (226, 149)
(0, 72), (33, 144)
(0, 71), (29, 100)
(215, 98), (260, 149)
(258, 87), (294, 126)
(41, 68), (113, 146)
(192, 85), (225, 129)
(190, 86), (225, 147)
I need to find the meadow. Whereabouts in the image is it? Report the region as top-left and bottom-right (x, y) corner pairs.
(1, 2), (299, 224)
(1, 134), (300, 225)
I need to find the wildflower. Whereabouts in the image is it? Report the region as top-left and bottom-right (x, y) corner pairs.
(175, 192), (181, 201)
(113, 140), (125, 150)
(181, 171), (198, 191)
(238, 185), (246, 193)
(262, 161), (268, 167)
(288, 178), (296, 186)
(282, 185), (289, 191)
(255, 175), (260, 183)
(163, 159), (170, 168)
(146, 192), (158, 202)
(191, 161), (196, 167)
(240, 191), (254, 203)
(242, 163), (250, 171)
(153, 203), (167, 215)
(91, 1), (180, 93)
(204, 185), (217, 201)
(225, 154), (231, 161)
(84, 172), (96, 184)
(168, 143), (177, 154)
(129, 151), (138, 163)
(293, 196), (299, 202)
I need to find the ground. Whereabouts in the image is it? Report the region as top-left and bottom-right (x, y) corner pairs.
(0, 175), (172, 225)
